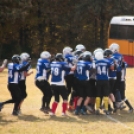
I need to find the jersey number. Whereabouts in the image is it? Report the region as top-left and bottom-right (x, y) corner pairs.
(77, 66), (83, 74)
(53, 67), (59, 76)
(97, 66), (106, 75)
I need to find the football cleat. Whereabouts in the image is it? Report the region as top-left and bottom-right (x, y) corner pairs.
(17, 109), (22, 115)
(44, 108), (50, 114)
(74, 110), (80, 115)
(40, 107), (45, 112)
(12, 110), (19, 116)
(86, 105), (94, 113)
(61, 113), (68, 116)
(103, 110), (110, 115)
(120, 105), (126, 110)
(128, 108), (134, 113)
(80, 109), (88, 115)
(49, 112), (55, 116)
(116, 102), (124, 109)
(95, 110), (100, 115)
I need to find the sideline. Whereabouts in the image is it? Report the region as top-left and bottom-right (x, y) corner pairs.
(106, 115), (134, 131)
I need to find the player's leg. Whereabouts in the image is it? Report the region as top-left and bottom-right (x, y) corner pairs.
(50, 85), (59, 115)
(60, 86), (68, 115)
(95, 80), (102, 114)
(120, 81), (133, 112)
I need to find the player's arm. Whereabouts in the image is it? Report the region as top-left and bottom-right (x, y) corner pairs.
(63, 62), (75, 72)
(71, 65), (76, 71)
(109, 61), (114, 71)
(24, 70), (34, 77)
(16, 61), (31, 72)
(0, 59), (8, 72)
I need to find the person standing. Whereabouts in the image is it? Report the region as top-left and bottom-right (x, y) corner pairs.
(94, 50), (114, 115)
(18, 52), (33, 113)
(49, 53), (75, 116)
(35, 51), (52, 114)
(0, 54), (31, 115)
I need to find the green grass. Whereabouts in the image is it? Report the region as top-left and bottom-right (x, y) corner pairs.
(0, 68), (134, 134)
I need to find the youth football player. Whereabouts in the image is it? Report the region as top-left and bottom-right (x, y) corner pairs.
(49, 53), (76, 116)
(94, 50), (114, 115)
(0, 55), (31, 115)
(35, 51), (52, 114)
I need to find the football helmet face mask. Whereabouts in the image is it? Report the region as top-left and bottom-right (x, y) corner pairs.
(103, 49), (113, 58)
(12, 54), (21, 64)
(63, 46), (73, 56)
(20, 52), (30, 62)
(75, 44), (86, 52)
(55, 53), (64, 61)
(82, 51), (92, 62)
(74, 50), (83, 56)
(40, 51), (51, 60)
(109, 43), (119, 53)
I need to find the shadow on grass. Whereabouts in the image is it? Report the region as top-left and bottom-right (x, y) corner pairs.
(0, 115), (17, 126)
(48, 115), (88, 123)
(75, 110), (134, 123)
(18, 114), (46, 122)
(18, 113), (88, 124)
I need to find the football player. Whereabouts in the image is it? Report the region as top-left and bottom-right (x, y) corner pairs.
(94, 49), (114, 115)
(119, 58), (133, 113)
(35, 51), (52, 114)
(103, 49), (117, 112)
(63, 46), (77, 111)
(0, 54), (31, 115)
(49, 53), (76, 116)
(74, 51), (94, 115)
(18, 52), (33, 113)
(109, 43), (126, 112)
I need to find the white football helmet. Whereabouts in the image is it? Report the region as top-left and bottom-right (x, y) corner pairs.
(94, 51), (104, 60)
(20, 52), (30, 62)
(63, 46), (72, 56)
(40, 51), (51, 59)
(83, 51), (92, 57)
(75, 44), (86, 52)
(93, 48), (103, 56)
(109, 43), (119, 53)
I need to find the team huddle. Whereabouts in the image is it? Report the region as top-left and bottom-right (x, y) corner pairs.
(0, 43), (133, 116)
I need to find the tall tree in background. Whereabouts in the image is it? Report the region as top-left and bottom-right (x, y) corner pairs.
(0, 0), (134, 58)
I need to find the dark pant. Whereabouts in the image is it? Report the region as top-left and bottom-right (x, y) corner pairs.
(51, 85), (68, 102)
(64, 74), (75, 96)
(35, 80), (52, 108)
(7, 83), (22, 110)
(96, 80), (109, 97)
(19, 80), (27, 99)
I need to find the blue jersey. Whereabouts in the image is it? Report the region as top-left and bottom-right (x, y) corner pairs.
(64, 54), (76, 75)
(95, 59), (113, 80)
(75, 60), (92, 81)
(35, 58), (50, 80)
(107, 57), (117, 79)
(112, 52), (123, 72)
(121, 62), (127, 81)
(8, 63), (26, 83)
(50, 61), (71, 85)
(19, 61), (31, 81)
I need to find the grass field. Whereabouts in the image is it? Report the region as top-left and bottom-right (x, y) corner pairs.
(0, 68), (134, 134)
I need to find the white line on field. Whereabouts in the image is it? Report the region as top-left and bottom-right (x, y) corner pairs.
(106, 115), (134, 131)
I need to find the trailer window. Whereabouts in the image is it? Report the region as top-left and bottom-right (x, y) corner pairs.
(109, 24), (128, 39)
